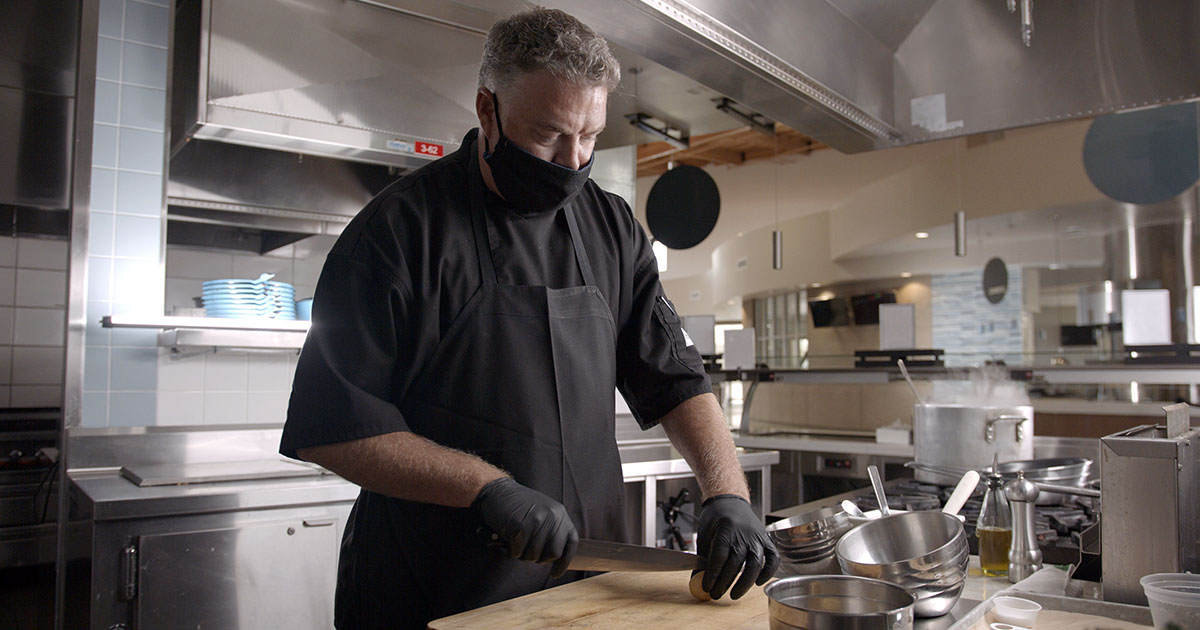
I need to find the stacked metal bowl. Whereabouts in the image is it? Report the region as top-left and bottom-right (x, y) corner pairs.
(835, 511), (970, 618)
(765, 506), (854, 575)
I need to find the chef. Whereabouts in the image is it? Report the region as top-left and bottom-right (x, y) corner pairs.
(280, 8), (778, 630)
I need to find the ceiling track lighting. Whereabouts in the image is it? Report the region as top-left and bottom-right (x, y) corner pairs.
(715, 97), (776, 137)
(625, 113), (689, 150)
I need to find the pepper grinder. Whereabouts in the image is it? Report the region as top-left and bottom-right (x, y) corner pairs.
(1004, 471), (1042, 583)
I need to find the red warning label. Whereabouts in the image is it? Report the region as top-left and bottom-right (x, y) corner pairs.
(415, 141), (443, 157)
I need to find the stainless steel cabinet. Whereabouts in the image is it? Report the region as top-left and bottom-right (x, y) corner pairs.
(133, 518), (339, 629)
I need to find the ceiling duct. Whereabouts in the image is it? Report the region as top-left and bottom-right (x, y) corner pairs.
(465, 0), (1200, 153)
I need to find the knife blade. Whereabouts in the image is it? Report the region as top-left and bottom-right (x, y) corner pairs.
(569, 539), (704, 573)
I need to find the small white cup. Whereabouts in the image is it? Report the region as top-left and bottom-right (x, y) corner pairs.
(992, 595), (1042, 627)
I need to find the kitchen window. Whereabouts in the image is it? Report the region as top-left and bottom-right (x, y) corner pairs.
(753, 291), (808, 369)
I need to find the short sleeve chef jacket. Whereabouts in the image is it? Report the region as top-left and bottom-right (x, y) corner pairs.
(280, 129), (710, 458)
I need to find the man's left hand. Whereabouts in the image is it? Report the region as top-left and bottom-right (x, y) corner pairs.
(695, 495), (780, 600)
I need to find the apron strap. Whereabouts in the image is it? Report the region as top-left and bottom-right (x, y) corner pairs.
(563, 203), (597, 288)
(467, 140), (498, 286)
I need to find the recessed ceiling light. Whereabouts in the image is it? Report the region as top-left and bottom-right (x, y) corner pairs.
(737, 232), (744, 237)
(810, 282), (822, 288)
(727, 299), (736, 305)
(900, 272), (913, 278)
(1048, 263), (1067, 270)
(914, 231), (930, 239)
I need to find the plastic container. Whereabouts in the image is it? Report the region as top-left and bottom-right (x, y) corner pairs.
(992, 595), (1041, 626)
(1140, 573), (1200, 630)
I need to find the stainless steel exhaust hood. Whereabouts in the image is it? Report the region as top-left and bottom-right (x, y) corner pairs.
(167, 0), (494, 250)
(470, 0), (1200, 153)
(170, 0), (489, 168)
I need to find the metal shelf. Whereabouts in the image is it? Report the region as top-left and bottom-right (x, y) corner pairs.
(102, 315), (309, 354)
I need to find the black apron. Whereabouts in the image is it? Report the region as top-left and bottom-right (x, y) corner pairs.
(335, 144), (627, 629)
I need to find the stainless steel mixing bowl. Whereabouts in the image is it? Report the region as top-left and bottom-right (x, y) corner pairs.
(835, 511), (970, 618)
(766, 506), (854, 574)
(765, 575), (915, 630)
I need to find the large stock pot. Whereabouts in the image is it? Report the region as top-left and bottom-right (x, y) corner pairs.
(913, 404), (1033, 484)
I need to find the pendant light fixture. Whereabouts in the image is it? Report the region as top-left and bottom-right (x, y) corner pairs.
(772, 135), (783, 270)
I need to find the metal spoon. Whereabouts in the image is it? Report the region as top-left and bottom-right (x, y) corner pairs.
(897, 359), (924, 405)
(867, 464), (889, 517)
(840, 499), (866, 518)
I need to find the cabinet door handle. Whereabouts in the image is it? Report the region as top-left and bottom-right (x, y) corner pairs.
(120, 544), (137, 601)
(302, 518), (336, 527)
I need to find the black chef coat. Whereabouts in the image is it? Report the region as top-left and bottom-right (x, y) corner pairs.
(281, 129), (709, 457)
(279, 129), (711, 627)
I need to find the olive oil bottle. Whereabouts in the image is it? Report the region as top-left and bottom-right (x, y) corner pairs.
(978, 455), (1013, 577)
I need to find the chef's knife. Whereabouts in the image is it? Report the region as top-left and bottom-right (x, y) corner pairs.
(481, 527), (702, 573)
(569, 538), (703, 573)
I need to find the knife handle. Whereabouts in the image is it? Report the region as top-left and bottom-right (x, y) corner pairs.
(689, 570), (711, 602)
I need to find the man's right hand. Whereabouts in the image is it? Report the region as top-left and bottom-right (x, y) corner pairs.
(471, 477), (579, 577)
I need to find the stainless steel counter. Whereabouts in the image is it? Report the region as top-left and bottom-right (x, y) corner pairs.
(70, 471), (359, 521)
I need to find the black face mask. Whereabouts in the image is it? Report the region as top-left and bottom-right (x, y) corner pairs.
(483, 93), (593, 214)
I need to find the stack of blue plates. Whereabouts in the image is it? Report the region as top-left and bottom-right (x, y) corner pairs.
(202, 274), (297, 320)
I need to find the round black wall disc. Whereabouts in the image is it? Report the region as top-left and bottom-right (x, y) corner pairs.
(645, 165), (720, 249)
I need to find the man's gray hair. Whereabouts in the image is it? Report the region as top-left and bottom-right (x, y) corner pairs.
(478, 8), (621, 93)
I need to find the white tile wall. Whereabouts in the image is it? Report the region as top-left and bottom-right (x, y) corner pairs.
(156, 391), (204, 425)
(203, 353), (248, 391)
(0, 348), (10, 383)
(14, 309), (66, 346)
(13, 347), (64, 385)
(91, 168), (117, 213)
(16, 269), (67, 308)
(0, 269), (14, 305)
(204, 392), (248, 424)
(0, 237), (69, 408)
(0, 308), (12, 345)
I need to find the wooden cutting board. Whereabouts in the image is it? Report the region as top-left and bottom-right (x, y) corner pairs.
(427, 572), (770, 630)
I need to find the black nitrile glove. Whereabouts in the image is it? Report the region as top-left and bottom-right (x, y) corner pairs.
(696, 494), (780, 600)
(471, 477), (579, 578)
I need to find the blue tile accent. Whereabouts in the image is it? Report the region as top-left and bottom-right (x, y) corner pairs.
(117, 127), (163, 173)
(115, 170), (163, 216)
(94, 80), (120, 125)
(86, 301), (111, 346)
(121, 40), (167, 87)
(82, 392), (109, 427)
(110, 392), (157, 426)
(123, 1), (169, 49)
(115, 215), (162, 261)
(88, 215), (115, 258)
(932, 266), (1025, 366)
(92, 124), (119, 169)
(110, 347), (158, 391)
(84, 346), (110, 392)
(96, 36), (122, 82)
(109, 327), (158, 347)
(87, 255), (113, 301)
(98, 0), (123, 39)
(118, 85), (165, 129)
(91, 167), (117, 212)
(112, 261), (162, 309)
